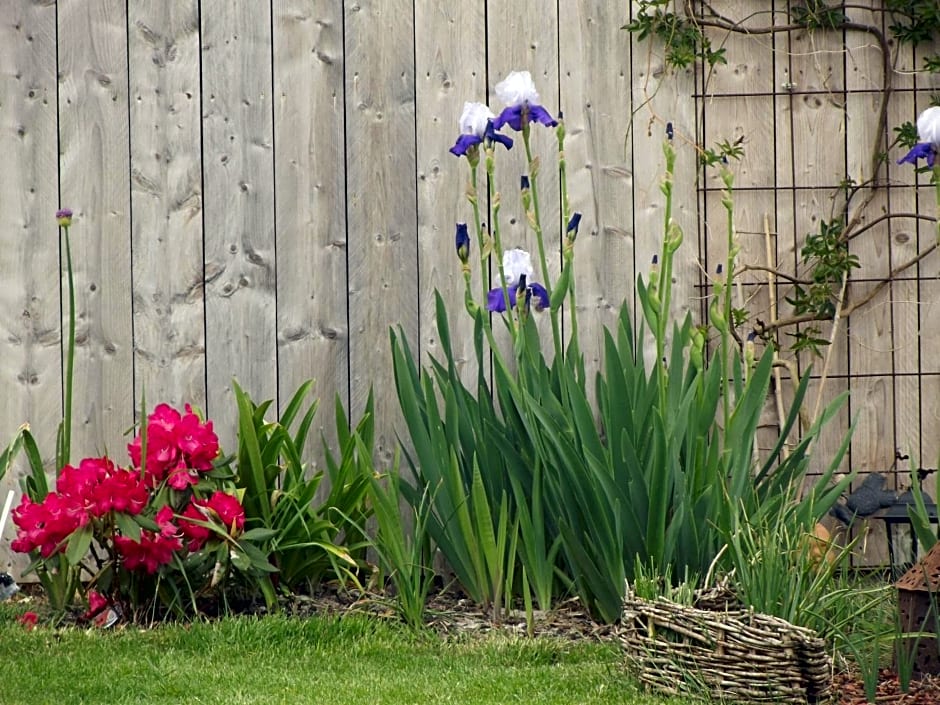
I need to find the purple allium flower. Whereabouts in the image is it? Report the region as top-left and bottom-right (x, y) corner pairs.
(56, 208), (73, 226)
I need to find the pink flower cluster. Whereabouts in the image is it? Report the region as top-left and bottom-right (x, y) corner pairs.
(11, 457), (148, 557)
(12, 404), (243, 576)
(178, 491), (246, 552)
(128, 403), (220, 489)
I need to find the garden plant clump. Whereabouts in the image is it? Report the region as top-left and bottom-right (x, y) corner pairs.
(2, 25), (940, 702)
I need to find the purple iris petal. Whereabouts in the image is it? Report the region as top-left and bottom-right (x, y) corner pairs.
(491, 105), (522, 131)
(484, 121), (513, 150)
(487, 287), (517, 312)
(898, 142), (937, 168)
(493, 103), (557, 132)
(529, 283), (550, 311)
(449, 134), (483, 157)
(566, 212), (582, 234)
(527, 105), (558, 128)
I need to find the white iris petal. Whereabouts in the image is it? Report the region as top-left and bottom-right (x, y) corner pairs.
(495, 71), (540, 107)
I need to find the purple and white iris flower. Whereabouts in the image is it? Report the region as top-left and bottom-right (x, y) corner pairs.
(491, 71), (558, 132)
(449, 101), (513, 157)
(898, 106), (940, 168)
(487, 248), (549, 313)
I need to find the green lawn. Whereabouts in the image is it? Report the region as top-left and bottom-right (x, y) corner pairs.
(0, 603), (685, 705)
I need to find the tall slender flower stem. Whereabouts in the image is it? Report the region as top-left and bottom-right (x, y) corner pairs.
(468, 162), (486, 274)
(59, 219), (76, 470)
(522, 128), (562, 360)
(557, 120), (580, 361)
(485, 149), (517, 340)
(719, 166), (737, 429)
(656, 142), (678, 408)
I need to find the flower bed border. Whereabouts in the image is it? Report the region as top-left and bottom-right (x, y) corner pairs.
(619, 588), (831, 704)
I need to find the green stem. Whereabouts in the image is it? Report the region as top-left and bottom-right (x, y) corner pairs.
(61, 224), (75, 469)
(469, 162), (486, 272)
(721, 170), (736, 430)
(486, 150), (516, 340)
(656, 145), (676, 410)
(523, 129), (562, 360)
(557, 123), (580, 363)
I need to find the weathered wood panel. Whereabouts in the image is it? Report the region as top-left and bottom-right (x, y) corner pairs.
(559, 0), (634, 375)
(414, 1), (486, 391)
(344, 0), (417, 465)
(629, 2), (697, 339)
(201, 0), (277, 449)
(273, 0), (348, 455)
(487, 0), (560, 360)
(128, 0), (206, 413)
(0, 0), (59, 573)
(57, 0), (134, 460)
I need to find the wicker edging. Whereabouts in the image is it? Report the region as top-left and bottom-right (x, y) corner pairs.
(620, 588), (831, 704)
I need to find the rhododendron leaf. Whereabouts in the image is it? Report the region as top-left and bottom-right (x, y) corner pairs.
(230, 548), (251, 572)
(133, 513), (160, 532)
(65, 524), (92, 566)
(237, 539), (279, 572)
(240, 527), (277, 542)
(114, 512), (141, 542)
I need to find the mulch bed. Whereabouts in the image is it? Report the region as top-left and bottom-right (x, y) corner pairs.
(830, 670), (940, 705)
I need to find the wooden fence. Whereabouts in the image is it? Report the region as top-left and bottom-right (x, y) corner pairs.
(1, 1), (939, 571)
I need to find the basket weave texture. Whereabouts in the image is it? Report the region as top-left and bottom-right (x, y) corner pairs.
(620, 587), (831, 704)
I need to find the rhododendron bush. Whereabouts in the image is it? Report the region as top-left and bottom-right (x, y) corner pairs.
(9, 403), (273, 618)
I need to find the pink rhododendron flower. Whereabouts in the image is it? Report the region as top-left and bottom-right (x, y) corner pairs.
(115, 529), (182, 574)
(128, 403), (219, 488)
(11, 493), (88, 557)
(178, 502), (212, 552)
(83, 590), (110, 620)
(18, 611), (38, 630)
(176, 492), (244, 552)
(206, 492), (245, 534)
(114, 504), (183, 573)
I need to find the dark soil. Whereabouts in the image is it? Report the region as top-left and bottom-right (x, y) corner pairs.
(830, 670), (940, 705)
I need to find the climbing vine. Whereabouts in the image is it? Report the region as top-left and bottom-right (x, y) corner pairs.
(626, 0), (940, 357)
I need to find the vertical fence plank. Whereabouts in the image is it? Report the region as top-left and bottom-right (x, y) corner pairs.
(201, 0), (277, 446)
(558, 1), (633, 378)
(845, 3), (894, 481)
(128, 0), (206, 414)
(0, 0), (59, 573)
(273, 0), (348, 456)
(58, 0), (134, 460)
(628, 2), (697, 338)
(344, 0), (417, 464)
(486, 0), (560, 361)
(414, 2), (486, 390)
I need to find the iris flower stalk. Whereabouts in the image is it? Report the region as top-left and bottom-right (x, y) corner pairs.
(56, 208), (76, 470)
(492, 71), (563, 359)
(654, 142), (678, 408)
(718, 165), (739, 428)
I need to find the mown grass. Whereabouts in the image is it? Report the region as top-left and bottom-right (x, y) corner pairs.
(0, 602), (686, 705)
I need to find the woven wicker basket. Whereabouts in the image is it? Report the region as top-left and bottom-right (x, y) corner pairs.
(620, 587), (831, 704)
